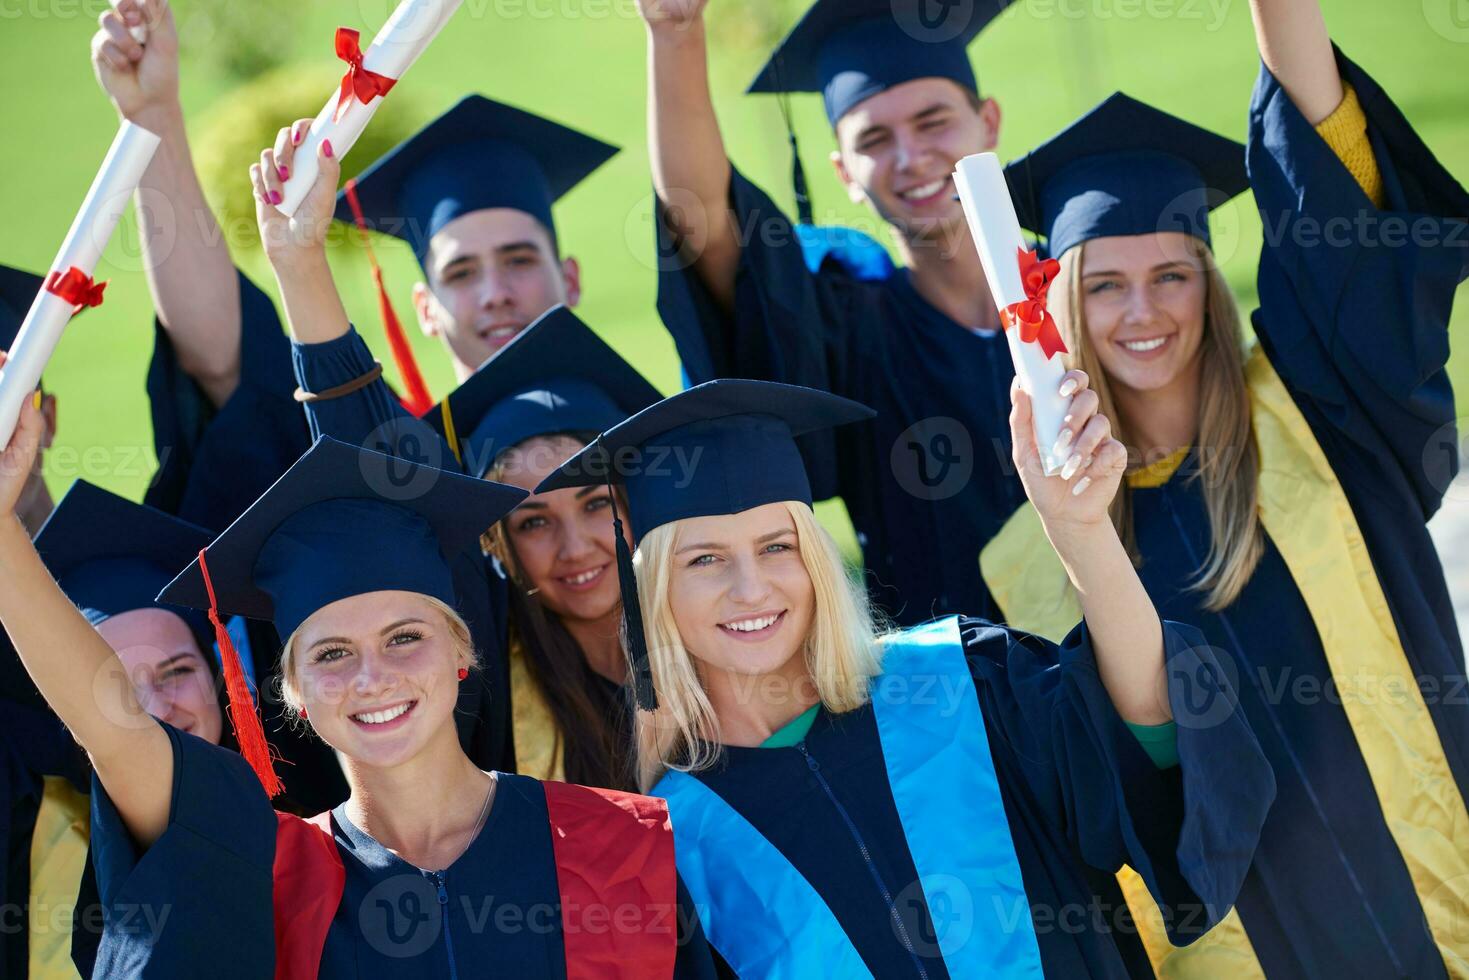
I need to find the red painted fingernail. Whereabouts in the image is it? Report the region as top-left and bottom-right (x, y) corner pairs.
(269, 190), (282, 206)
(292, 127), (303, 146)
(322, 139), (334, 159)
(277, 166), (289, 182)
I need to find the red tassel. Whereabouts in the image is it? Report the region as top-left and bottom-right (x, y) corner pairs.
(197, 548), (284, 798)
(343, 178), (435, 417)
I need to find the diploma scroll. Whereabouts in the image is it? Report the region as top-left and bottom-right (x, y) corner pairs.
(276, 0), (464, 216)
(953, 152), (1071, 476)
(0, 122), (161, 447)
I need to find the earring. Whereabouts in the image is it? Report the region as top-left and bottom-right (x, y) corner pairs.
(299, 708), (308, 720)
(457, 667), (469, 681)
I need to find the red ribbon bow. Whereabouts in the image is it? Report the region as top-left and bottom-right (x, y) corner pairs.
(45, 267), (106, 315)
(334, 27), (397, 122)
(1001, 247), (1068, 360)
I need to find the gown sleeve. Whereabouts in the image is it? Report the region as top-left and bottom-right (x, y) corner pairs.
(1247, 47), (1469, 518)
(293, 327), (516, 773)
(143, 269), (312, 531)
(672, 872), (720, 980)
(963, 617), (1276, 946)
(88, 722), (277, 979)
(654, 167), (874, 501)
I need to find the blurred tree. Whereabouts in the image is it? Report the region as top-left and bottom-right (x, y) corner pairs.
(171, 0), (300, 82)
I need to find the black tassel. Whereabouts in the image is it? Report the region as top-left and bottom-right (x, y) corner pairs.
(790, 129), (814, 227)
(605, 454), (656, 711)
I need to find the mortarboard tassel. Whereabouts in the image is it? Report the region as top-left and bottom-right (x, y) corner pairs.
(771, 55), (815, 226)
(197, 548), (284, 798)
(342, 178), (435, 418)
(602, 440), (656, 711)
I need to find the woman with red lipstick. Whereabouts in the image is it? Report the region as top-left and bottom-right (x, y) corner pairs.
(980, 0), (1469, 974)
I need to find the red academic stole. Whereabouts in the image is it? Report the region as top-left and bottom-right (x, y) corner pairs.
(268, 783), (677, 980)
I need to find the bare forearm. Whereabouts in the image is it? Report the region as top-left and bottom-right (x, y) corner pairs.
(135, 107), (244, 405)
(1051, 524), (1169, 725)
(0, 517), (171, 782)
(1249, 0), (1342, 124)
(271, 250), (351, 346)
(646, 21), (740, 309)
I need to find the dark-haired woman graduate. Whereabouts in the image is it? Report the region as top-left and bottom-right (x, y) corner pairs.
(249, 122), (662, 789)
(2, 481), (231, 979)
(537, 376), (1275, 978)
(0, 416), (716, 978)
(979, 0), (1469, 975)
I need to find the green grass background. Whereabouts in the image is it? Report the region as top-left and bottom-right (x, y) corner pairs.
(2, 0), (1466, 545)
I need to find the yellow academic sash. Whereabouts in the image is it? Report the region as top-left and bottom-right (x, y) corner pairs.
(509, 638), (566, 783)
(28, 776), (89, 980)
(980, 347), (1469, 977)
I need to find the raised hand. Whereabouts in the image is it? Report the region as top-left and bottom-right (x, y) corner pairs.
(0, 356), (45, 524)
(250, 120), (341, 268)
(637, 0), (709, 31)
(91, 0), (180, 130)
(1009, 370), (1128, 545)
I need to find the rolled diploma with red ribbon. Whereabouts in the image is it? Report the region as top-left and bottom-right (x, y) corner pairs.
(953, 152), (1070, 476)
(276, 0), (463, 217)
(0, 121), (161, 447)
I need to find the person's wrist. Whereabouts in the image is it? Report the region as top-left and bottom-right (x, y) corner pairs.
(1041, 516), (1118, 567)
(268, 245), (331, 283)
(125, 99), (185, 138)
(645, 14), (705, 48)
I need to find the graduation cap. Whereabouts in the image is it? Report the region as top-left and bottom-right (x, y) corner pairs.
(0, 263), (44, 352)
(335, 94), (620, 266)
(538, 380), (875, 710)
(1004, 92), (1249, 260)
(34, 481), (213, 631)
(749, 0), (1012, 127)
(157, 436), (527, 795)
(425, 305), (662, 477)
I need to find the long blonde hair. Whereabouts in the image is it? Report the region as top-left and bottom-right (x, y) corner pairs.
(278, 595), (475, 724)
(631, 501), (883, 791)
(1053, 238), (1263, 610)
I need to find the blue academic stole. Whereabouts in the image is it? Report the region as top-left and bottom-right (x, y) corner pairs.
(657, 617), (1045, 979)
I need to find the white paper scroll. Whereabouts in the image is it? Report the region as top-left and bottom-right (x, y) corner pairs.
(107, 0), (149, 44)
(953, 152), (1071, 476)
(277, 0), (464, 216)
(0, 122), (161, 447)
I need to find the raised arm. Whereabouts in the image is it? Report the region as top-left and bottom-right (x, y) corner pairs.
(0, 400), (172, 846)
(250, 121), (351, 346)
(1010, 371), (1168, 725)
(1248, 0), (1342, 124)
(639, 0), (741, 314)
(92, 0), (243, 407)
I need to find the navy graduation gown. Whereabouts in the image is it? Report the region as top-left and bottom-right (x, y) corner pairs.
(143, 269), (311, 533)
(292, 329), (514, 774)
(88, 723), (717, 978)
(1224, 49), (1469, 976)
(139, 268), (345, 816)
(669, 617), (1274, 979)
(655, 174), (1023, 624)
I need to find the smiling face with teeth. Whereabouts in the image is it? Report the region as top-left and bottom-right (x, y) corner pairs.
(287, 591), (473, 770)
(414, 209), (583, 381)
(1074, 232), (1209, 401)
(665, 502), (817, 697)
(492, 434), (629, 633)
(831, 78), (1000, 245)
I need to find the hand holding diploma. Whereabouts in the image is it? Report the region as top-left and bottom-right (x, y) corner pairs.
(92, 0), (178, 132)
(276, 0), (465, 216)
(953, 152), (1072, 475)
(0, 122), (162, 447)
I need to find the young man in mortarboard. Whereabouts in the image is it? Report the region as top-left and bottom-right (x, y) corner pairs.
(640, 0), (1025, 625)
